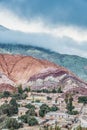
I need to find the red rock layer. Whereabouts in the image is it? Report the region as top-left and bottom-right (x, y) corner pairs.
(0, 83), (17, 93)
(0, 54), (70, 84)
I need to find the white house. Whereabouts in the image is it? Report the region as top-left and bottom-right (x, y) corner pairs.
(45, 112), (69, 120)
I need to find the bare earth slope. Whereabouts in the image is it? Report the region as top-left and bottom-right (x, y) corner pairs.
(0, 54), (87, 94)
(0, 54), (67, 84)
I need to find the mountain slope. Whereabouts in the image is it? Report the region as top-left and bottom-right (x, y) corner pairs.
(0, 43), (87, 81)
(0, 54), (62, 84)
(0, 54), (87, 95)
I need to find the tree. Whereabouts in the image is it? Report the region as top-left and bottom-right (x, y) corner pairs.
(22, 93), (28, 99)
(18, 84), (23, 94)
(12, 93), (22, 100)
(3, 91), (11, 98)
(35, 99), (40, 103)
(76, 125), (82, 130)
(47, 96), (52, 100)
(5, 118), (23, 129)
(27, 117), (38, 126)
(24, 87), (31, 92)
(25, 103), (35, 109)
(71, 110), (79, 115)
(26, 108), (36, 116)
(39, 104), (50, 117)
(52, 88), (56, 93)
(19, 115), (27, 123)
(65, 95), (74, 114)
(0, 104), (12, 116)
(78, 96), (87, 105)
(65, 94), (69, 104)
(9, 98), (18, 114)
(10, 98), (18, 106)
(0, 101), (18, 116)
(50, 105), (59, 111)
(57, 87), (62, 93)
(39, 109), (45, 117)
(0, 112), (8, 129)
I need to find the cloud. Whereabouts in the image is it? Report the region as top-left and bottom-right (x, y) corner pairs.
(0, 8), (87, 43)
(0, 0), (87, 27)
(0, 1), (87, 58)
(0, 28), (87, 58)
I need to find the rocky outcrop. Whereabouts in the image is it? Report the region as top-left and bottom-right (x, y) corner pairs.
(27, 68), (87, 92)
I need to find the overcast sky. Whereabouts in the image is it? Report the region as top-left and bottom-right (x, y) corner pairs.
(0, 0), (87, 58)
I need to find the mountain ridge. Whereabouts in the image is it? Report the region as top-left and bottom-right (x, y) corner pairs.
(0, 43), (87, 81)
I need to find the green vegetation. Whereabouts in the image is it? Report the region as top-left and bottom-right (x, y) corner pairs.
(25, 103), (35, 109)
(12, 92), (27, 100)
(19, 102), (38, 126)
(19, 114), (38, 126)
(76, 125), (82, 130)
(26, 108), (36, 116)
(0, 114), (8, 129)
(65, 94), (78, 115)
(5, 118), (23, 129)
(18, 84), (23, 94)
(27, 116), (38, 126)
(0, 98), (18, 116)
(50, 105), (59, 111)
(39, 104), (59, 117)
(3, 91), (11, 98)
(24, 87), (31, 92)
(47, 96), (52, 100)
(0, 91), (11, 99)
(35, 99), (41, 102)
(78, 96), (87, 104)
(33, 88), (62, 94)
(57, 87), (63, 93)
(19, 115), (27, 123)
(39, 104), (50, 117)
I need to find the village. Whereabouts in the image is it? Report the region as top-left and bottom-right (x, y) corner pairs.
(0, 85), (87, 130)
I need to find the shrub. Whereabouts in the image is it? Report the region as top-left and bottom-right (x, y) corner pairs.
(35, 99), (40, 103)
(50, 105), (59, 111)
(26, 108), (36, 116)
(78, 96), (87, 104)
(39, 104), (50, 117)
(25, 103), (35, 109)
(3, 91), (11, 98)
(27, 116), (38, 126)
(47, 96), (52, 100)
(19, 115), (27, 123)
(5, 118), (23, 129)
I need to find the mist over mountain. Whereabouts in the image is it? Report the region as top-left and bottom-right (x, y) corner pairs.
(0, 25), (87, 81)
(0, 25), (87, 58)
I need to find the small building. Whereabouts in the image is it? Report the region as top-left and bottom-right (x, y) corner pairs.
(35, 117), (46, 125)
(45, 112), (69, 120)
(18, 107), (28, 117)
(33, 102), (43, 109)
